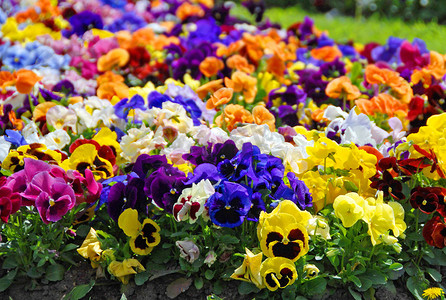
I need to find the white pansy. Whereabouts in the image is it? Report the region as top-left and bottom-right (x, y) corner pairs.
(22, 121), (43, 144)
(0, 136), (11, 162)
(44, 129), (71, 150)
(120, 124), (167, 162)
(161, 133), (195, 164)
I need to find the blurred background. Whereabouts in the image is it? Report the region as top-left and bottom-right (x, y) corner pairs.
(232, 0), (446, 52)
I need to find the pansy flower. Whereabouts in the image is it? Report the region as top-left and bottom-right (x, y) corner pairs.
(107, 176), (148, 222)
(257, 200), (310, 262)
(108, 259), (145, 284)
(205, 181), (252, 228)
(260, 257), (297, 291)
(32, 171), (76, 224)
(410, 187), (446, 215)
(144, 165), (187, 213)
(61, 143), (114, 180)
(423, 215), (446, 249)
(118, 208), (161, 255)
(230, 248), (264, 289)
(0, 186), (21, 223)
(173, 179), (214, 223)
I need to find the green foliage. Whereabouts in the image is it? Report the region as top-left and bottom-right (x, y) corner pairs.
(0, 206), (81, 288)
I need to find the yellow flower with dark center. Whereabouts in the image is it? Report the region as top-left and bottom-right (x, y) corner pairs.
(303, 264), (320, 279)
(61, 143), (114, 180)
(259, 213), (309, 262)
(92, 127), (122, 163)
(260, 257), (297, 291)
(108, 259), (145, 284)
(230, 248), (264, 289)
(422, 287), (444, 300)
(118, 208), (161, 256)
(3, 143), (62, 172)
(258, 201), (310, 262)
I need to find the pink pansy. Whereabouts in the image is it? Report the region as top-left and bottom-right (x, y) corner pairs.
(32, 171), (76, 224)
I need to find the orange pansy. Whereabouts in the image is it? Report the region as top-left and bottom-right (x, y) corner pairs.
(310, 46), (342, 62)
(215, 104), (253, 131)
(199, 57), (224, 78)
(14, 70), (42, 94)
(196, 79), (224, 100)
(252, 105), (275, 131)
(325, 76), (361, 101)
(97, 82), (129, 101)
(97, 48), (130, 72)
(206, 87), (233, 110)
(226, 55), (255, 74)
(224, 71), (257, 104)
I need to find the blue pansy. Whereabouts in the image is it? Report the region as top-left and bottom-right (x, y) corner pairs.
(206, 181), (252, 228)
(63, 11), (103, 38)
(371, 36), (404, 64)
(147, 91), (171, 108)
(114, 94), (146, 121)
(106, 12), (146, 32)
(4, 130), (27, 147)
(2, 45), (36, 70)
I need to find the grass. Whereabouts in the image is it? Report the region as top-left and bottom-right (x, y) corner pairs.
(232, 5), (446, 53)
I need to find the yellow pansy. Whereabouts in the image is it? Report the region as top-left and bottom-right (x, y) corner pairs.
(108, 259), (145, 284)
(93, 127), (122, 163)
(61, 143), (114, 180)
(365, 192), (397, 246)
(118, 208), (161, 256)
(77, 228), (103, 268)
(258, 200), (310, 262)
(260, 257), (297, 291)
(230, 248), (264, 289)
(128, 82), (156, 99)
(333, 193), (365, 228)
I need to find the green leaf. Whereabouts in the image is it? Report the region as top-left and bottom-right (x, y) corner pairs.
(219, 235), (240, 244)
(194, 277), (203, 290)
(238, 281), (260, 295)
(37, 258), (47, 268)
(45, 264), (65, 282)
(405, 263), (418, 276)
(303, 277), (326, 296)
(61, 244), (79, 253)
(135, 271), (150, 286)
(406, 232), (425, 242)
(388, 263), (403, 271)
(349, 275), (362, 288)
(357, 269), (387, 285)
(213, 280), (223, 295)
(0, 269), (17, 292)
(27, 267), (44, 279)
(205, 270), (214, 280)
(426, 268), (442, 282)
(63, 280), (95, 300)
(2, 257), (18, 269)
(406, 277), (426, 300)
(344, 180), (359, 192)
(423, 248), (446, 266)
(348, 287), (362, 300)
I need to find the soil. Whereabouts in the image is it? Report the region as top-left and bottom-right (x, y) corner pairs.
(1, 262), (443, 299)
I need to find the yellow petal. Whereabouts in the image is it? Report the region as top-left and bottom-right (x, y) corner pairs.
(118, 208), (141, 237)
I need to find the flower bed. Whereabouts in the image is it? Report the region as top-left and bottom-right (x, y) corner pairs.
(0, 0), (446, 299)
